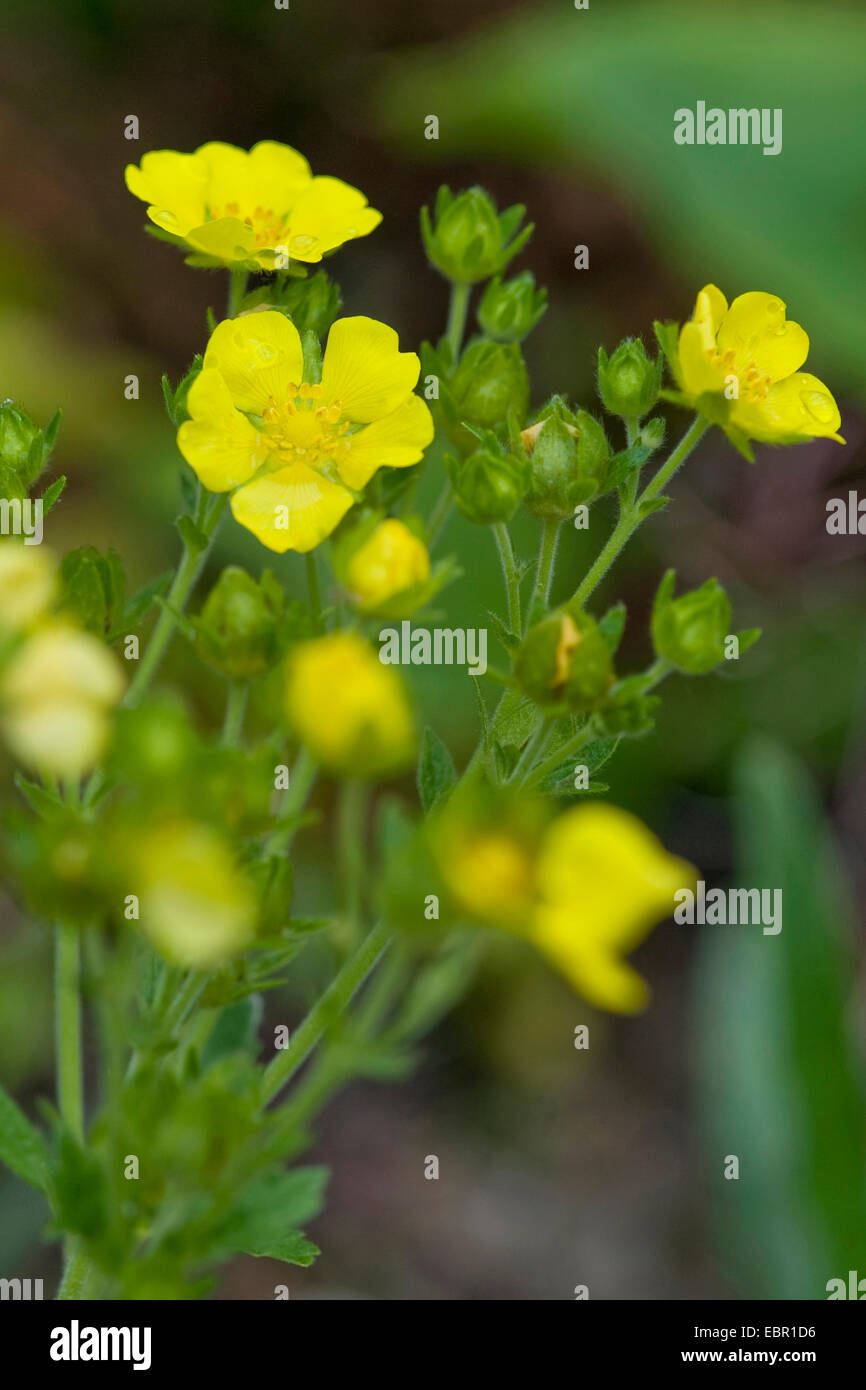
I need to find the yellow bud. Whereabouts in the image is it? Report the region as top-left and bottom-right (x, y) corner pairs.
(285, 631), (415, 778)
(0, 622), (124, 777)
(0, 542), (57, 634)
(132, 819), (256, 968)
(345, 520), (430, 613)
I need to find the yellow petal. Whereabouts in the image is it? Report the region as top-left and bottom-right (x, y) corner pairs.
(246, 140), (313, 203)
(283, 176), (382, 261)
(320, 317), (420, 423)
(535, 803), (693, 953)
(532, 911), (650, 1014)
(0, 543), (57, 634)
(230, 461), (354, 553)
(124, 150), (208, 236)
(184, 216), (258, 267)
(202, 311), (304, 416)
(2, 624), (124, 707)
(177, 368), (265, 491)
(717, 292), (809, 382)
(677, 321), (726, 399)
(337, 394), (433, 489)
(692, 283), (728, 337)
(732, 371), (844, 444)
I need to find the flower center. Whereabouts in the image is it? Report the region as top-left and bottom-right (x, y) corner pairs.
(707, 345), (772, 402)
(261, 383), (350, 472)
(209, 201), (290, 247)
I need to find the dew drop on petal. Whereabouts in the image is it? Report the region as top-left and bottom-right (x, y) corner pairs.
(800, 390), (836, 424)
(291, 234), (317, 252)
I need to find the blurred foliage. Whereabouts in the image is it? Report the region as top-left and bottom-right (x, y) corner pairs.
(694, 740), (866, 1297)
(377, 0), (866, 394)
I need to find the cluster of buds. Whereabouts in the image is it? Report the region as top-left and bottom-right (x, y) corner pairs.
(0, 399), (61, 500)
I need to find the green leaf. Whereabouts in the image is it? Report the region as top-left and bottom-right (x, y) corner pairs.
(201, 996), (263, 1071)
(177, 514), (209, 555)
(13, 771), (65, 822)
(218, 1167), (329, 1255)
(694, 740), (866, 1298)
(416, 727), (458, 813)
(244, 1231), (321, 1267)
(40, 474), (66, 515)
(0, 1085), (49, 1191)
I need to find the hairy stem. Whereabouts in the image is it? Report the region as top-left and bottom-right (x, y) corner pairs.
(492, 521), (521, 634)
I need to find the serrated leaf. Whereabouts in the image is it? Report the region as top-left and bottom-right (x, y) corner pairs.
(13, 771), (65, 821)
(417, 727), (457, 813)
(0, 1084), (49, 1191)
(486, 608), (520, 654)
(244, 1231), (321, 1267)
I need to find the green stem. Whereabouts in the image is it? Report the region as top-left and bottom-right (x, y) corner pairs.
(124, 490), (228, 710)
(55, 925), (83, 1143)
(57, 1241), (93, 1300)
(574, 415), (708, 606)
(338, 778), (367, 935)
(445, 280), (471, 360)
(427, 479), (453, 548)
(227, 268), (248, 319)
(522, 718), (599, 791)
(220, 681), (248, 748)
(259, 920), (390, 1106)
(529, 518), (561, 625)
(492, 522), (521, 634)
(508, 717), (553, 784)
(305, 551), (322, 630)
(265, 746), (318, 857)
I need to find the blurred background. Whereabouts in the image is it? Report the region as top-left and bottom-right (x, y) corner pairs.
(1, 0), (866, 1298)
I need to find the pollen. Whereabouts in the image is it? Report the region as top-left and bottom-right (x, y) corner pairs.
(261, 386), (350, 469)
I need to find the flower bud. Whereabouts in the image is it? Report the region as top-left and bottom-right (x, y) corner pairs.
(515, 602), (613, 711)
(0, 399), (59, 488)
(449, 340), (530, 432)
(285, 631), (415, 779)
(0, 542), (57, 635)
(640, 416), (666, 451)
(420, 186), (533, 284)
(597, 339), (662, 420)
(478, 271), (547, 343)
(343, 518), (430, 613)
(449, 446), (529, 525)
(523, 402), (611, 520)
(650, 569), (731, 674)
(196, 566), (284, 680)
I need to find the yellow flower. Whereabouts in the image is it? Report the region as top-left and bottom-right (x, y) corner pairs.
(528, 804), (695, 1013)
(285, 631), (414, 778)
(124, 140), (381, 270)
(0, 622), (125, 777)
(177, 312), (433, 553)
(671, 285), (844, 458)
(132, 819), (255, 967)
(0, 542), (57, 634)
(345, 519), (430, 612)
(444, 831), (536, 929)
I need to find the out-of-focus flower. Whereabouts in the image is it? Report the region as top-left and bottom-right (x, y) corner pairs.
(343, 519), (430, 613)
(285, 631), (414, 778)
(131, 819), (256, 967)
(664, 285), (844, 457)
(0, 542), (57, 635)
(177, 312), (433, 553)
(529, 803), (695, 1013)
(432, 787), (692, 1012)
(0, 622), (124, 777)
(125, 141), (381, 270)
